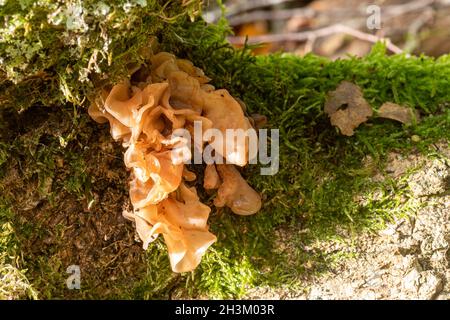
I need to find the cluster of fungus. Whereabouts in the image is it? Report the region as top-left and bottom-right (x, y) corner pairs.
(88, 52), (262, 272)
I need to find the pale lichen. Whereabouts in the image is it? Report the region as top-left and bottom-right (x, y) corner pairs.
(0, 0), (205, 110)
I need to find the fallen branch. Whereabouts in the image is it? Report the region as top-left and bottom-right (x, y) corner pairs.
(227, 24), (404, 54)
(207, 0), (439, 25)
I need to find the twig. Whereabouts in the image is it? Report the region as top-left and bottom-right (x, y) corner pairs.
(228, 24), (404, 54)
(402, 8), (435, 52)
(225, 0), (438, 26)
(384, 0), (435, 16)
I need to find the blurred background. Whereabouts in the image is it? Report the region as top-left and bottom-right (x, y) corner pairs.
(204, 0), (450, 58)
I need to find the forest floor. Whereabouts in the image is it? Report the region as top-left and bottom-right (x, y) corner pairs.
(246, 143), (450, 299)
(2, 107), (449, 299)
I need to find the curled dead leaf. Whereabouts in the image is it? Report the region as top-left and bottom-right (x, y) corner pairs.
(324, 81), (373, 136)
(378, 102), (420, 125)
(250, 113), (268, 129)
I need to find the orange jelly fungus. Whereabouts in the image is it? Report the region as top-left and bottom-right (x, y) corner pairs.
(89, 52), (262, 272)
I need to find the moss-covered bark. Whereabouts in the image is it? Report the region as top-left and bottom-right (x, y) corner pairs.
(0, 0), (203, 110)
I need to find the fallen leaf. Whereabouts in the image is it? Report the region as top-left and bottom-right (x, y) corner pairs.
(235, 21), (271, 55)
(250, 113), (267, 129)
(324, 81), (373, 136)
(378, 102), (420, 125)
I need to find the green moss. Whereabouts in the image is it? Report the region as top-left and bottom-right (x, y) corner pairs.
(0, 198), (38, 299)
(142, 39), (449, 298)
(131, 240), (178, 299)
(0, 0), (203, 111)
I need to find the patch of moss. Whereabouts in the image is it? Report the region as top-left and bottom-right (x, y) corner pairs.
(145, 38), (449, 298)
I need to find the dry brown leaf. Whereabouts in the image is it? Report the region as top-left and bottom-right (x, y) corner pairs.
(324, 81), (373, 136)
(378, 102), (420, 125)
(235, 21), (272, 55)
(250, 113), (268, 129)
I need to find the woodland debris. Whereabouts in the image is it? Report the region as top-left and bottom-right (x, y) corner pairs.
(324, 81), (373, 136)
(378, 102), (420, 125)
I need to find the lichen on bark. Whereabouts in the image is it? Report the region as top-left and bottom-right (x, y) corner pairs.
(0, 0), (206, 111)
